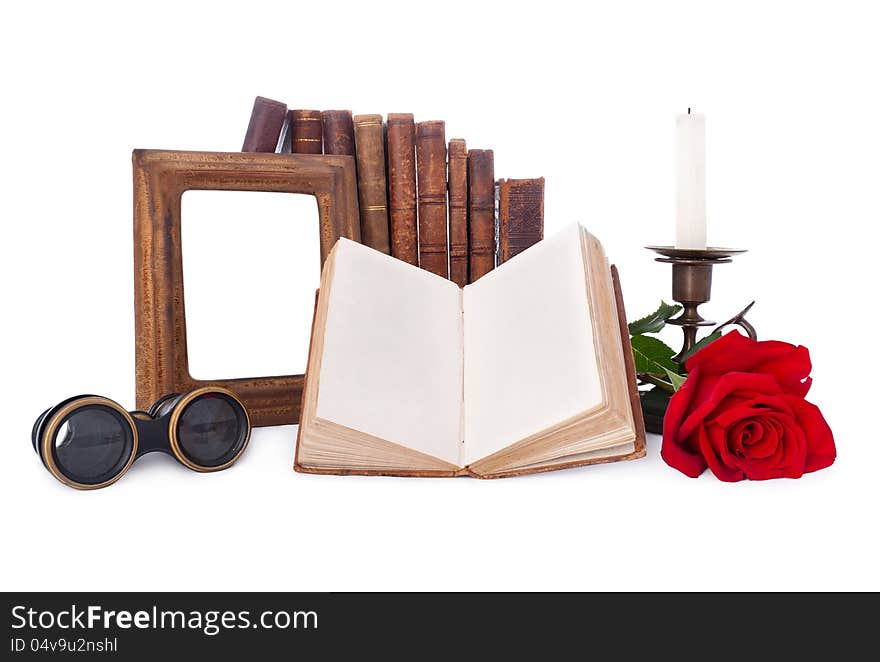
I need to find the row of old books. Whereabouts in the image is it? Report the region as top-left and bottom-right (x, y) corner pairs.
(242, 96), (544, 285)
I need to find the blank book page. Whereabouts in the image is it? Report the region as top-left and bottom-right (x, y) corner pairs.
(315, 240), (463, 466)
(462, 224), (603, 465)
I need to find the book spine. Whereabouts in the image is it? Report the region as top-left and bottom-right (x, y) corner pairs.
(494, 181), (501, 267)
(467, 149), (496, 282)
(386, 113), (419, 266)
(447, 139), (469, 287)
(242, 96), (288, 152)
(415, 121), (449, 278)
(498, 177), (545, 263)
(321, 110), (356, 155)
(353, 114), (391, 253)
(289, 109), (323, 154)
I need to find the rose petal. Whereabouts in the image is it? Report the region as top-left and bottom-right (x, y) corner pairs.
(685, 331), (811, 390)
(786, 397), (837, 473)
(700, 422), (744, 481)
(729, 419), (751, 456)
(771, 412), (807, 478)
(711, 391), (794, 428)
(744, 419), (778, 459)
(661, 366), (708, 477)
(753, 345), (813, 397)
(678, 372), (783, 439)
(739, 412), (806, 479)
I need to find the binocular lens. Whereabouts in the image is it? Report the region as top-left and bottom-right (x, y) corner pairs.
(53, 406), (135, 485)
(175, 394), (248, 468)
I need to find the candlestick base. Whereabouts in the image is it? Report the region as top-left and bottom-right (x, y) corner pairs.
(640, 245), (749, 434)
(645, 246), (746, 363)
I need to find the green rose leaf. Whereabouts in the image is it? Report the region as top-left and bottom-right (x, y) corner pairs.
(678, 330), (723, 365)
(640, 385), (672, 418)
(631, 334), (680, 376)
(627, 301), (683, 335)
(664, 368), (688, 391)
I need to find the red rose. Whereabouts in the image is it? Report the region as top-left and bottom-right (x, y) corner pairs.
(661, 331), (836, 481)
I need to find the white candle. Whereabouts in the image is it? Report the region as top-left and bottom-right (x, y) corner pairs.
(676, 110), (707, 249)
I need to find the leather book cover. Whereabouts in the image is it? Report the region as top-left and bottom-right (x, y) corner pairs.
(289, 109), (323, 154)
(498, 178), (545, 263)
(467, 149), (496, 282)
(447, 139), (469, 287)
(386, 113), (419, 265)
(353, 114), (391, 253)
(415, 120), (449, 278)
(294, 267), (646, 478)
(242, 96), (288, 152)
(321, 110), (356, 156)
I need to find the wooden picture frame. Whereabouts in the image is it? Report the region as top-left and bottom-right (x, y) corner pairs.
(133, 149), (360, 426)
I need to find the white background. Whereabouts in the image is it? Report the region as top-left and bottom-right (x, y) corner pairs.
(2, 1), (877, 591)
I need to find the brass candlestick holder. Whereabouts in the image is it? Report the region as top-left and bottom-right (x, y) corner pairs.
(646, 245), (747, 363)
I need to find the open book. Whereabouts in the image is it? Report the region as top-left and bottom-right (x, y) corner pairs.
(295, 224), (646, 478)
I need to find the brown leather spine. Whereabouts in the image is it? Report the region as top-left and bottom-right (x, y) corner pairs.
(415, 121), (449, 278)
(321, 110), (355, 156)
(289, 109), (323, 154)
(353, 114), (391, 253)
(611, 264), (648, 460)
(498, 177), (545, 263)
(386, 113), (418, 265)
(447, 139), (469, 287)
(242, 96), (288, 152)
(467, 149), (496, 282)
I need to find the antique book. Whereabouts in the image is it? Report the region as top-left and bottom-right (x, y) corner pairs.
(386, 113), (418, 265)
(498, 177), (545, 263)
(242, 96), (288, 152)
(321, 110), (356, 156)
(353, 114), (391, 253)
(416, 121), (449, 278)
(295, 224), (646, 478)
(467, 149), (496, 282)
(289, 109), (323, 154)
(447, 138), (469, 287)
